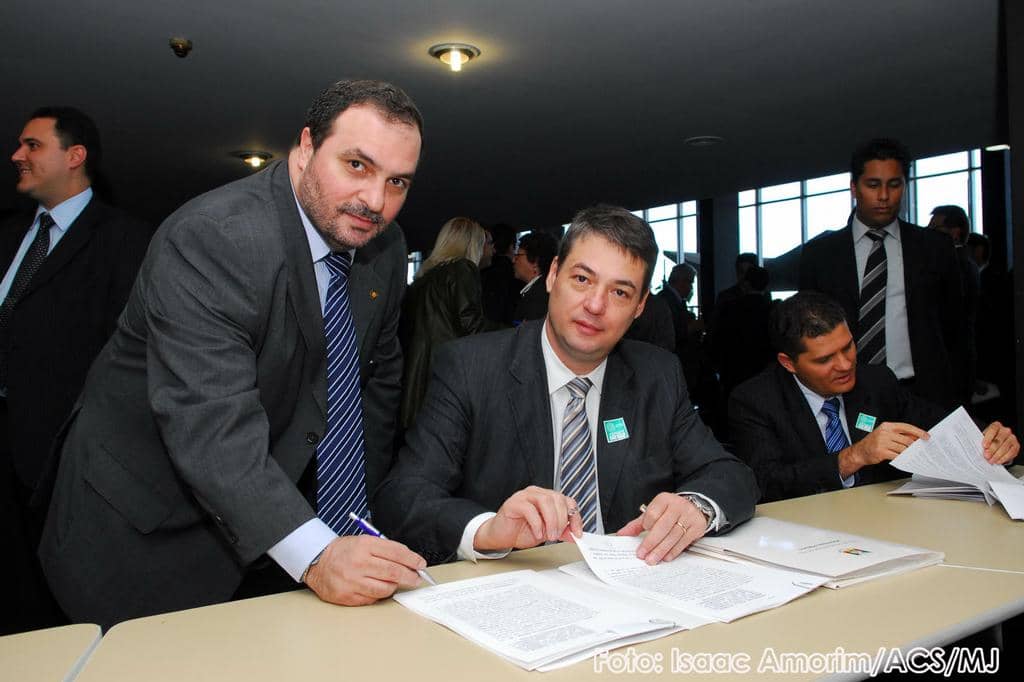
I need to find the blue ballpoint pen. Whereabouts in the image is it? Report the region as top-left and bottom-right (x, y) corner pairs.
(347, 512), (438, 586)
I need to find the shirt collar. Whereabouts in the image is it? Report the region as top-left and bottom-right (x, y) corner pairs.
(852, 214), (900, 244)
(520, 274), (542, 295)
(540, 319), (607, 398)
(792, 374), (842, 415)
(37, 186), (92, 233)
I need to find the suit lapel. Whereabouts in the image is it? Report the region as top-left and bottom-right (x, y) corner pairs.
(0, 212), (34, 274)
(350, 240), (387, 364)
(776, 365), (829, 454)
(21, 201), (99, 297)
(506, 322), (555, 486)
(898, 220), (921, 313)
(595, 347), (636, 518)
(271, 162), (328, 418)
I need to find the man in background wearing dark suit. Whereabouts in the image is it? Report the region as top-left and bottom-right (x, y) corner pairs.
(376, 205), (758, 566)
(728, 292), (1017, 503)
(40, 80), (428, 629)
(799, 138), (966, 410)
(512, 230), (558, 324)
(1, 107), (151, 634)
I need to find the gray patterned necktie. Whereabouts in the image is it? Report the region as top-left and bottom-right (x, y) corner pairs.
(558, 377), (598, 532)
(857, 229), (887, 365)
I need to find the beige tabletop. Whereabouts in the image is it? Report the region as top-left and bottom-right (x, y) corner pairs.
(76, 480), (1023, 681)
(0, 623), (101, 682)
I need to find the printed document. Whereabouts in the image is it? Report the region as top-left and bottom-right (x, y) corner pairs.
(393, 569), (683, 671)
(692, 517), (944, 588)
(566, 532), (826, 622)
(890, 406), (1023, 517)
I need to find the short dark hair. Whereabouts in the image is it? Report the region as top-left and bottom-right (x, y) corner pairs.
(488, 223), (517, 254)
(29, 106), (102, 181)
(770, 291), (848, 359)
(736, 252), (758, 269)
(850, 138), (910, 182)
(304, 79), (423, 150)
(518, 231), (559, 277)
(931, 205), (970, 244)
(558, 205), (659, 292)
(668, 262), (696, 285)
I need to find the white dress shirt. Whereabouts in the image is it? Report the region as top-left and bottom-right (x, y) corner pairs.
(851, 216), (914, 380)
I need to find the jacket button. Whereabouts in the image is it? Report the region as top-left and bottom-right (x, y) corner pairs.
(306, 432), (319, 445)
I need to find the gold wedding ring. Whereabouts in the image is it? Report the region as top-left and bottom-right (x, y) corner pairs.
(675, 520), (690, 535)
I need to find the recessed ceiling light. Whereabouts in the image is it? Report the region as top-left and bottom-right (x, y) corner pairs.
(985, 144), (1010, 152)
(684, 135), (724, 147)
(232, 151), (272, 169)
(428, 43), (481, 72)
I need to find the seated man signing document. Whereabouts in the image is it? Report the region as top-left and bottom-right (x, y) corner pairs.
(375, 205), (758, 565)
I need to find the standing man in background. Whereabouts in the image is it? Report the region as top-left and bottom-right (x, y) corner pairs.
(1, 106), (151, 633)
(799, 138), (966, 410)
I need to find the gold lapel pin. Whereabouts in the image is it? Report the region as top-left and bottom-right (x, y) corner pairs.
(370, 290), (379, 300)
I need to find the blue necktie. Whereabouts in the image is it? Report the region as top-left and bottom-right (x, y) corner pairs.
(558, 378), (598, 532)
(821, 397), (849, 454)
(316, 252), (368, 535)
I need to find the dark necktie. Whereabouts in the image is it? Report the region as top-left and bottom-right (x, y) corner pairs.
(0, 213), (54, 388)
(857, 229), (887, 365)
(315, 252), (368, 535)
(821, 397), (850, 454)
(558, 377), (598, 532)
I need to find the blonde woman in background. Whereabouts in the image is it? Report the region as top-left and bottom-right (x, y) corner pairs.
(399, 217), (499, 429)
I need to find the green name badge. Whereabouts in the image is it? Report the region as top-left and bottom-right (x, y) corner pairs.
(603, 418), (629, 443)
(855, 413), (877, 432)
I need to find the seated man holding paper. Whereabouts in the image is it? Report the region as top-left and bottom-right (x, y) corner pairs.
(728, 291), (1018, 503)
(375, 205), (758, 565)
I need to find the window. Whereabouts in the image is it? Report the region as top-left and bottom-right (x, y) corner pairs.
(739, 148), (983, 267)
(635, 201), (699, 308)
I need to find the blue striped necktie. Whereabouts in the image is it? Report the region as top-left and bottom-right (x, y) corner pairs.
(558, 377), (598, 532)
(821, 397), (849, 454)
(316, 251), (367, 536)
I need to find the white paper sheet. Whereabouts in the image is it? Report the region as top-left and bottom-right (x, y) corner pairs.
(394, 569), (678, 670)
(568, 533), (825, 622)
(989, 481), (1024, 520)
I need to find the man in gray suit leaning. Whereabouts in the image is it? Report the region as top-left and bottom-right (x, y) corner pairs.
(375, 206), (758, 566)
(40, 80), (428, 628)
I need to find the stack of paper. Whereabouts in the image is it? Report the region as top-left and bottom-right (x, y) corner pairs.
(692, 517), (944, 588)
(887, 406), (1024, 520)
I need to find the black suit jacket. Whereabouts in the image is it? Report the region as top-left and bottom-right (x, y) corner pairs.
(798, 219), (966, 409)
(513, 278), (548, 323)
(728, 363), (946, 503)
(0, 199), (151, 492)
(374, 320), (759, 564)
(40, 162), (406, 627)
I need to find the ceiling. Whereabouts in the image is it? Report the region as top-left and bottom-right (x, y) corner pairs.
(1, 0), (1004, 252)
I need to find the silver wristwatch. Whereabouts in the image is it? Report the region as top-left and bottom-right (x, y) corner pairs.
(682, 494), (716, 530)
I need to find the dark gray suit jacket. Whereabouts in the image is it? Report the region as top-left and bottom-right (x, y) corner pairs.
(39, 161), (406, 627)
(798, 219), (966, 410)
(374, 320), (759, 564)
(728, 363), (946, 503)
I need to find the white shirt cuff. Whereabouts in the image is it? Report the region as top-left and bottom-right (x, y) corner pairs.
(678, 491), (727, 532)
(458, 512), (512, 562)
(266, 518), (338, 582)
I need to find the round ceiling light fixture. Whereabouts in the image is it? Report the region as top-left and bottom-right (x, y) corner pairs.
(684, 135), (725, 148)
(232, 151), (272, 169)
(428, 43), (481, 72)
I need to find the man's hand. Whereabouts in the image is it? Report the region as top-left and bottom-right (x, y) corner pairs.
(304, 535), (426, 606)
(982, 421), (1019, 465)
(616, 492), (708, 565)
(838, 422), (928, 479)
(474, 486), (583, 552)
